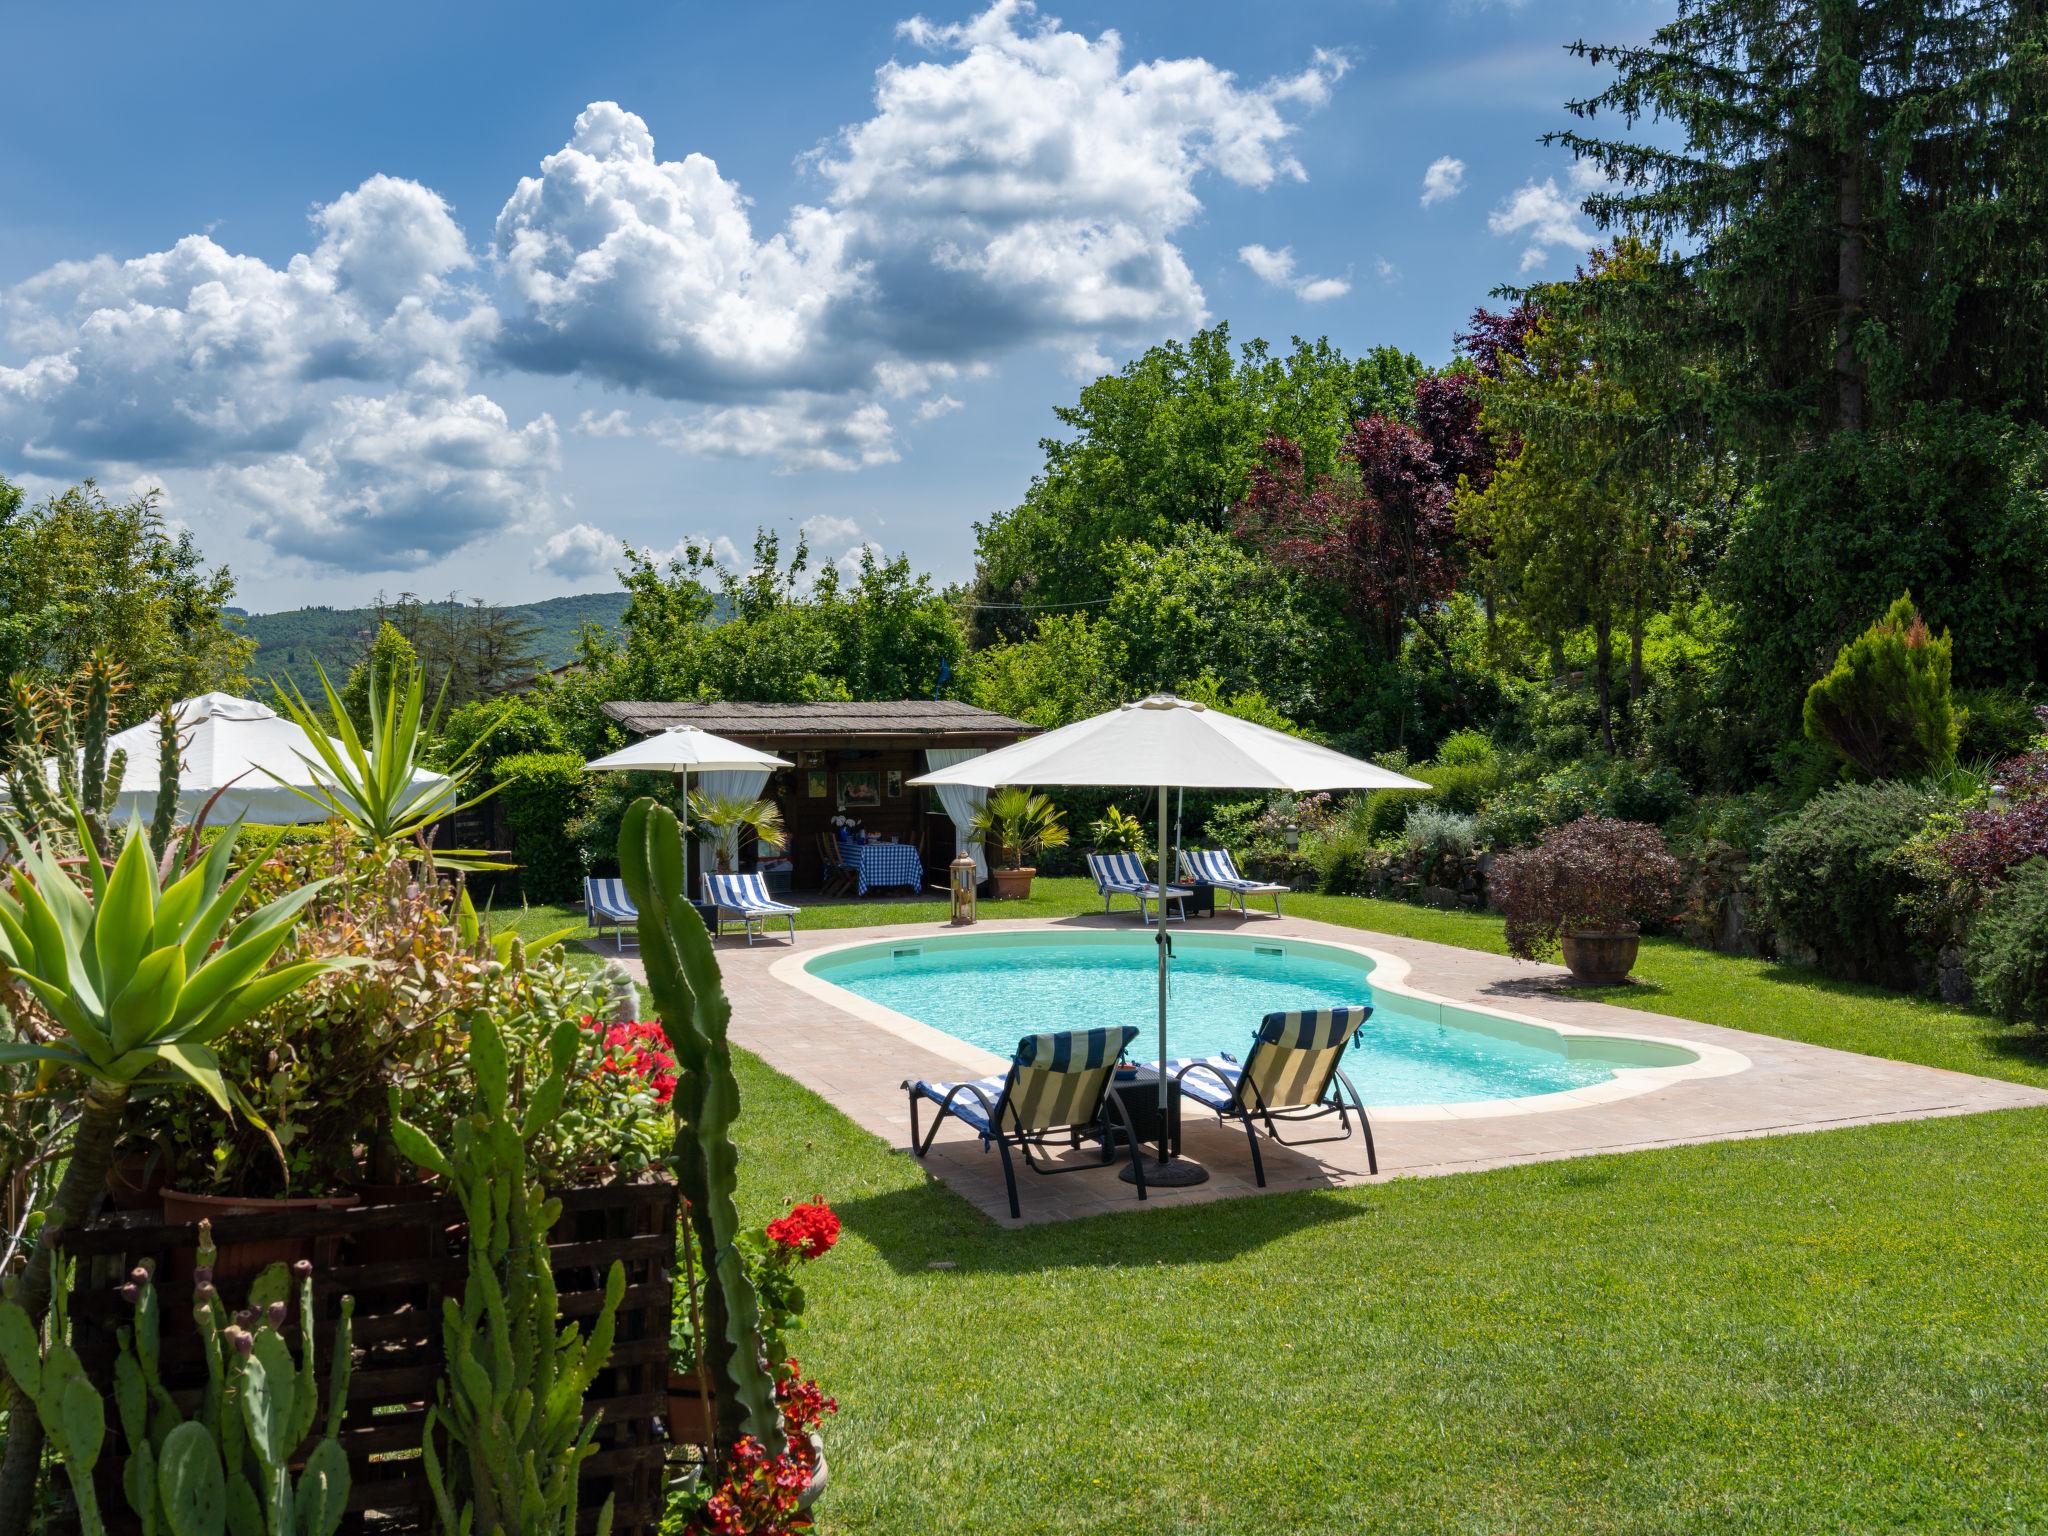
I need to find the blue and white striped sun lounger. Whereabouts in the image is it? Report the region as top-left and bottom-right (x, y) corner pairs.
(1179, 847), (1290, 917)
(584, 877), (639, 951)
(701, 871), (801, 944)
(1149, 1006), (1376, 1186)
(1084, 851), (1190, 924)
(904, 1025), (1145, 1218)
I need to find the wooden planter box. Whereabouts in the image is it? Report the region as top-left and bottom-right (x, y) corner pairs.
(53, 1179), (679, 1536)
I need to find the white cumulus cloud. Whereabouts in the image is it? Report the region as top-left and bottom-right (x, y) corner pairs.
(1237, 244), (1349, 303)
(1489, 175), (1597, 271)
(212, 392), (560, 571)
(800, 513), (864, 547)
(533, 520), (619, 579)
(574, 407), (635, 438)
(1420, 155), (1465, 207)
(648, 394), (899, 474)
(0, 1), (1351, 587)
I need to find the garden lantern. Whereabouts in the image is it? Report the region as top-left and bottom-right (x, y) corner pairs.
(949, 852), (979, 925)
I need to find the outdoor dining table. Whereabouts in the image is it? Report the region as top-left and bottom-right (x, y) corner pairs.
(852, 840), (923, 895)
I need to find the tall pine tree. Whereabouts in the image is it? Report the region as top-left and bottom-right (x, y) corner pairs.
(1551, 0), (2047, 448)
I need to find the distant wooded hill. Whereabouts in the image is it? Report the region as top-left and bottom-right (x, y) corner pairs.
(234, 591), (631, 693)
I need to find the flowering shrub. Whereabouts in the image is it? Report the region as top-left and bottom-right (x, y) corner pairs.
(1492, 816), (1683, 962)
(590, 1017), (679, 1105)
(672, 1206), (843, 1535)
(764, 1202), (840, 1260)
(688, 1365), (839, 1535)
(674, 1200), (841, 1380)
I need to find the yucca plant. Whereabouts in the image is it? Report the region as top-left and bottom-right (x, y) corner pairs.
(686, 792), (786, 874)
(0, 822), (348, 1533)
(270, 660), (503, 859)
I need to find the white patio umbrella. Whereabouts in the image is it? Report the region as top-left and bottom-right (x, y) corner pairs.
(912, 694), (1426, 1182)
(582, 727), (792, 860)
(74, 692), (450, 826)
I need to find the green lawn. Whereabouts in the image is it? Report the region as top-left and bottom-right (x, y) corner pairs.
(512, 876), (2048, 1530)
(740, 1059), (2048, 1535)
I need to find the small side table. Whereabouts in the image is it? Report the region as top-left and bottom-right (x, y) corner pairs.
(1186, 881), (1217, 918)
(1103, 1067), (1182, 1157)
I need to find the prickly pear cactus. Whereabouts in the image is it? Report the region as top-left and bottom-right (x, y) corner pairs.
(391, 1012), (622, 1536)
(0, 1259), (107, 1534)
(114, 1227), (353, 1536)
(618, 796), (784, 1455)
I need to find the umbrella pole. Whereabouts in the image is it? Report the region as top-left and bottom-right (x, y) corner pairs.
(1156, 781), (1169, 1165)
(1129, 780), (1207, 1188)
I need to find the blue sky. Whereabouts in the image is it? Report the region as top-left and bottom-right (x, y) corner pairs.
(0, 0), (1663, 612)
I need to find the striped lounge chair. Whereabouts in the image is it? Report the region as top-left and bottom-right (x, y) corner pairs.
(701, 871), (802, 945)
(1179, 847), (1290, 917)
(1154, 1006), (1376, 1186)
(584, 877), (639, 952)
(904, 1025), (1147, 1219)
(1084, 850), (1191, 925)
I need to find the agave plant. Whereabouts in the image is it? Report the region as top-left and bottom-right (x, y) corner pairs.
(0, 821), (349, 1530)
(270, 660), (503, 859)
(969, 787), (1069, 871)
(686, 792), (786, 874)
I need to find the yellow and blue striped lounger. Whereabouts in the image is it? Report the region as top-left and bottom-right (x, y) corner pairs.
(1153, 1006), (1376, 1186)
(904, 1025), (1145, 1218)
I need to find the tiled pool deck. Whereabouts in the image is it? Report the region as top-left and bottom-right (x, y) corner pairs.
(617, 912), (2048, 1224)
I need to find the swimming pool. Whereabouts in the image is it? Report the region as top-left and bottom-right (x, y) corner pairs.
(797, 929), (1710, 1110)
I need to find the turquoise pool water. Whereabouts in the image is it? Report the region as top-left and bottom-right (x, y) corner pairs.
(807, 933), (1673, 1106)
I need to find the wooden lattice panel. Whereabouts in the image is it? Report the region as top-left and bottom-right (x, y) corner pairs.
(55, 1180), (678, 1535)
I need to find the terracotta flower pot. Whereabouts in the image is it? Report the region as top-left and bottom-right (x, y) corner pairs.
(988, 867), (1036, 900)
(161, 1189), (360, 1281)
(107, 1149), (169, 1211)
(666, 1373), (714, 1446)
(1560, 931), (1641, 985)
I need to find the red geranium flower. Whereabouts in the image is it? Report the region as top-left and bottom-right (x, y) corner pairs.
(764, 1202), (839, 1260)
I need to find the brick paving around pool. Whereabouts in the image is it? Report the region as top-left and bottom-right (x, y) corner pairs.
(607, 912), (2048, 1225)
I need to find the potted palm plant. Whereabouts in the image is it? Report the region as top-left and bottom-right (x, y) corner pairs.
(687, 791), (787, 873)
(970, 787), (1068, 899)
(1490, 815), (1682, 983)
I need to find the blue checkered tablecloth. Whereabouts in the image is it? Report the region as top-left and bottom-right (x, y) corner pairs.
(854, 841), (923, 895)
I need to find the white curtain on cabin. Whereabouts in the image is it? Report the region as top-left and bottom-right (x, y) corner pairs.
(691, 768), (774, 870)
(922, 747), (988, 881)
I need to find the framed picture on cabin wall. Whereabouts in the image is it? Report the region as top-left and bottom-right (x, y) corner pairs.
(838, 770), (881, 811)
(806, 770), (829, 799)
(886, 769), (903, 797)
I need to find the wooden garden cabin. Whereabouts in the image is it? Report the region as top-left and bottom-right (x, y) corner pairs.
(599, 699), (1036, 891)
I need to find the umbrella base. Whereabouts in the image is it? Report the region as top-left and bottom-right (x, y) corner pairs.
(1120, 1157), (1208, 1187)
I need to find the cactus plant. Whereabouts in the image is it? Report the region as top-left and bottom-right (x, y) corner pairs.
(390, 1011), (622, 1536)
(0, 1259), (108, 1534)
(2, 656), (133, 861)
(114, 1224), (353, 1536)
(618, 797), (783, 1456)
(0, 815), (346, 1536)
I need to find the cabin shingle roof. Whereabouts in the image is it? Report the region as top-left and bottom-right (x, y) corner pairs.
(601, 698), (1035, 742)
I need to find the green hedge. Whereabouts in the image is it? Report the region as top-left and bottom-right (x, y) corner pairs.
(492, 750), (591, 902)
(1969, 860), (2048, 1029)
(1752, 781), (1946, 987)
